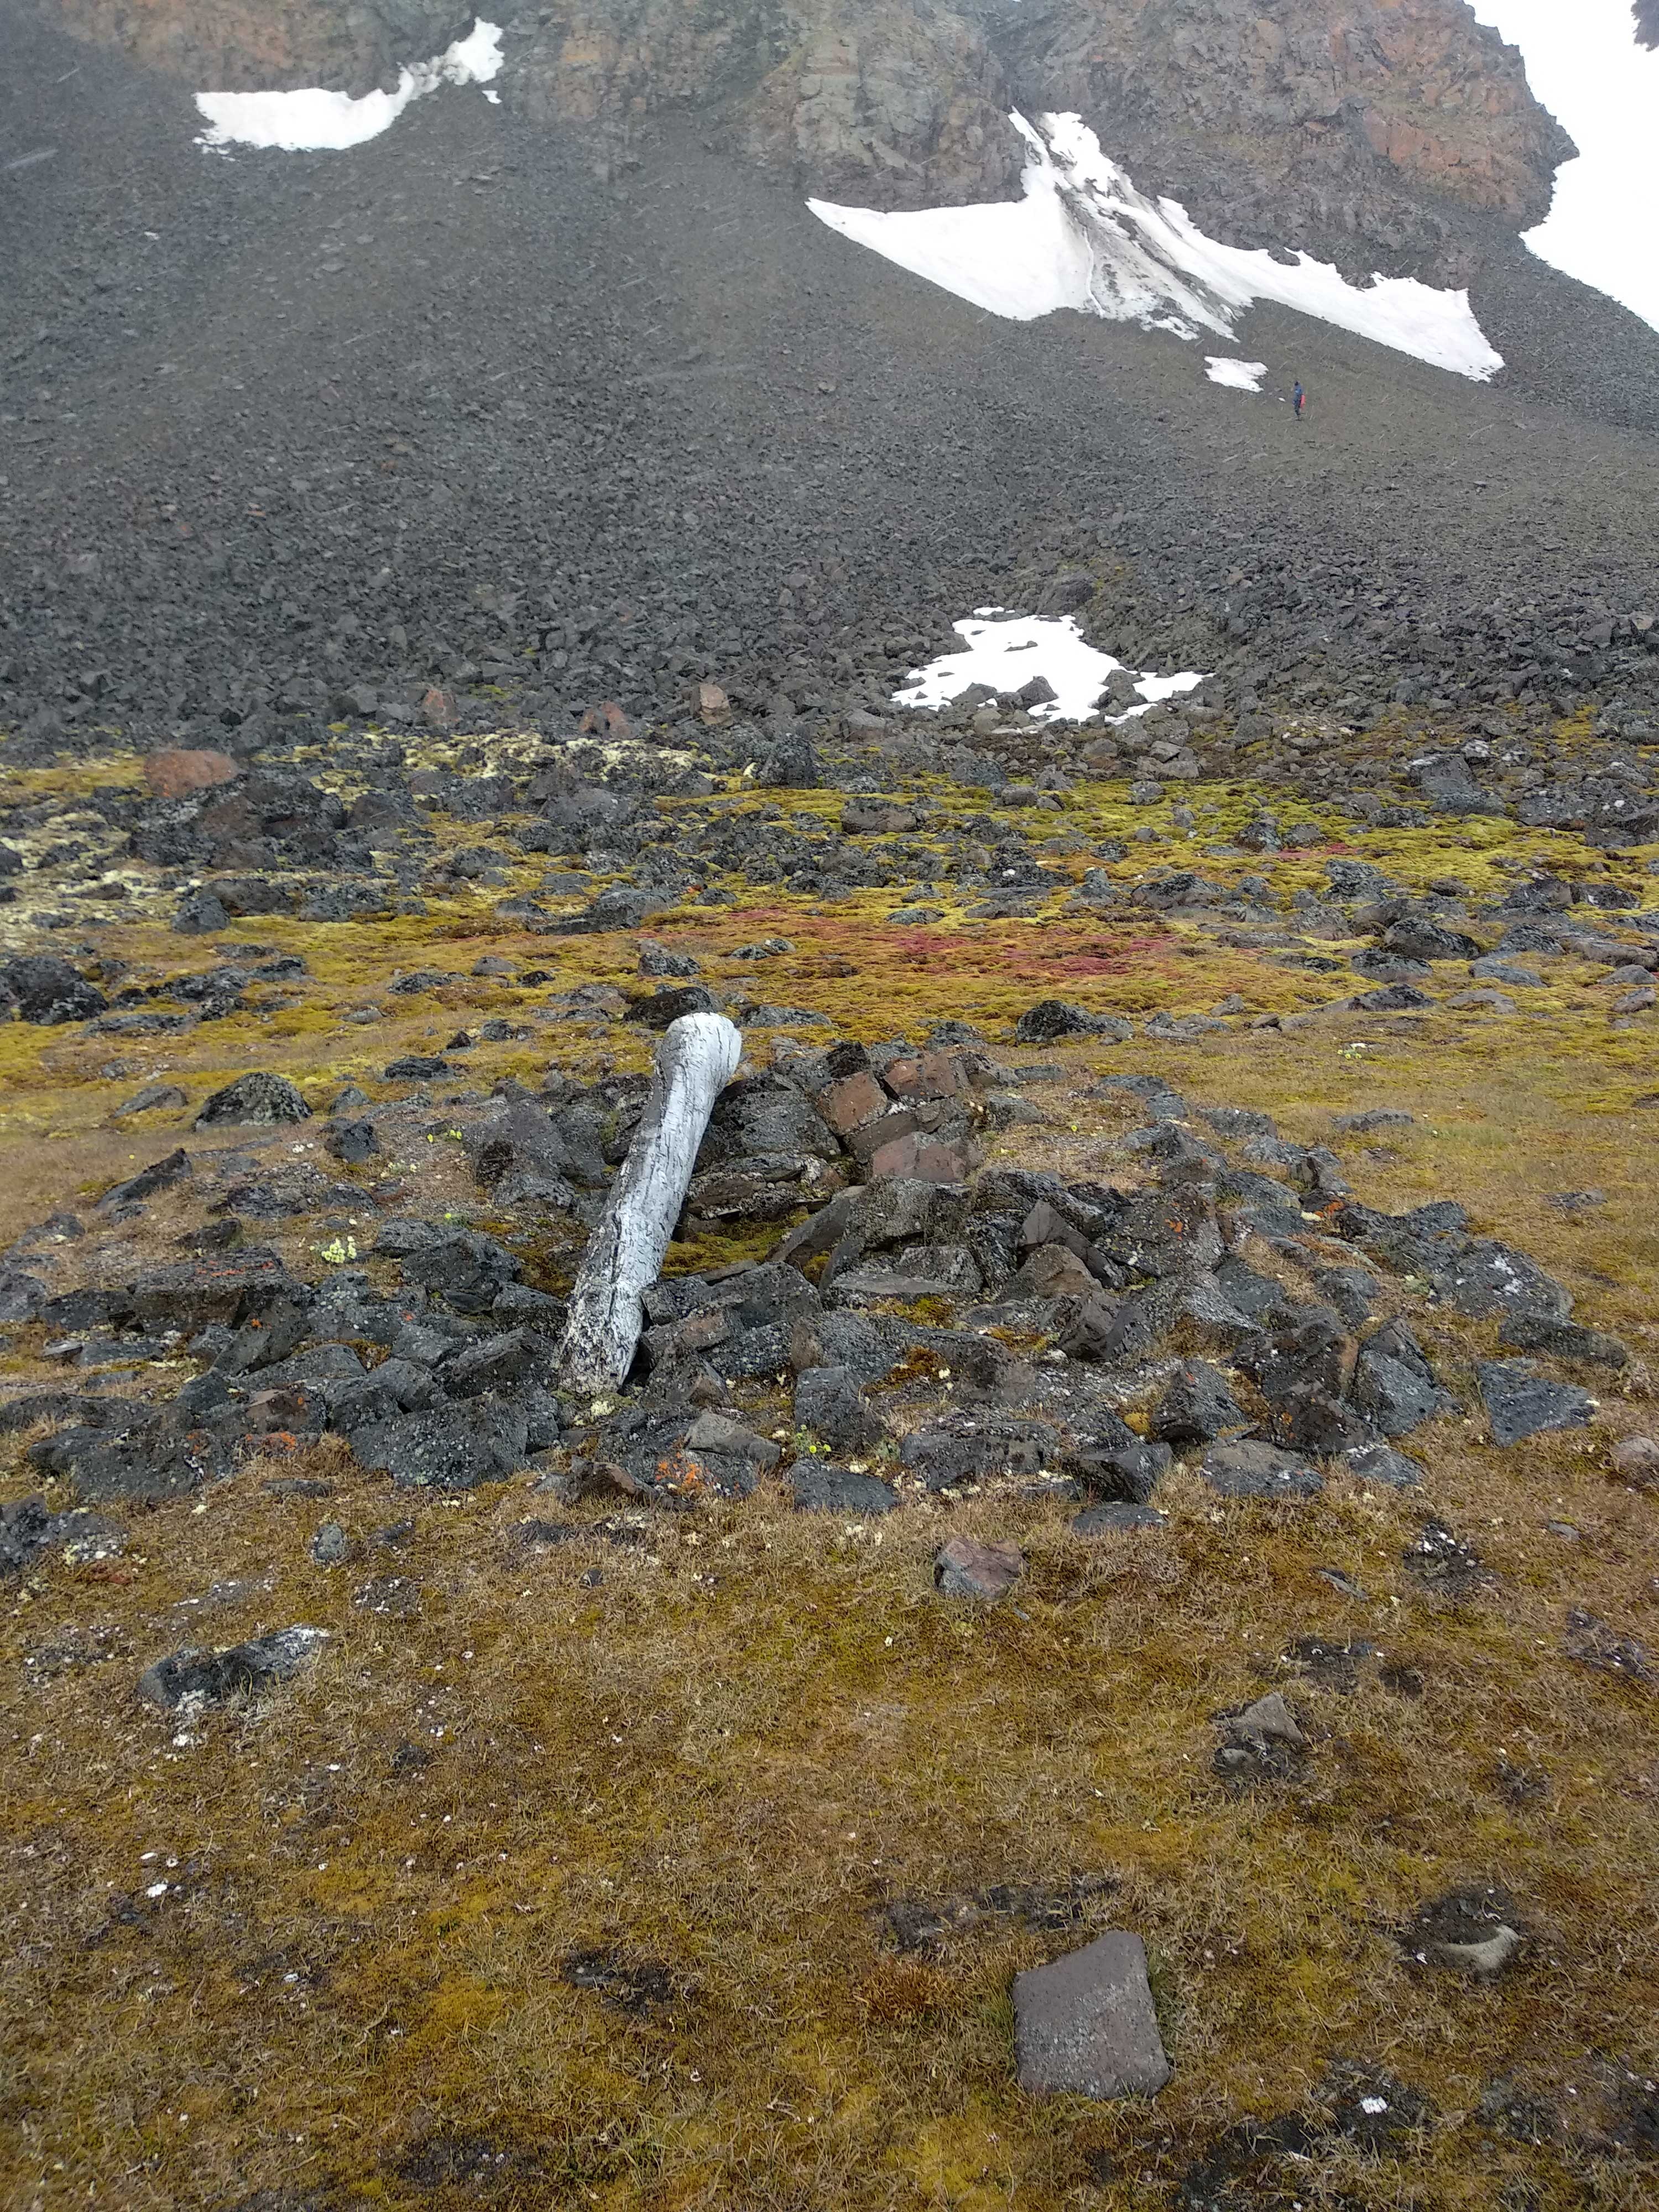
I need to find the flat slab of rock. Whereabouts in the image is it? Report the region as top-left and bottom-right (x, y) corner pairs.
(1074, 1501), (1166, 1534)
(934, 1533), (1024, 1598)
(1478, 1359), (1594, 1447)
(1334, 1441), (1425, 1489)
(1013, 1931), (1171, 2100)
(1198, 1439), (1323, 1500)
(789, 1462), (896, 1515)
(143, 747), (240, 800)
(139, 1626), (327, 1709)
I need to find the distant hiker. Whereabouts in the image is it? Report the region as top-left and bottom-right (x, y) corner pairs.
(1293, 380), (1306, 419)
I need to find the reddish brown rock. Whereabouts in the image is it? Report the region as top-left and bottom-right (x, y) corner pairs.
(142, 748), (240, 800)
(921, 1048), (971, 1097)
(580, 700), (632, 740)
(885, 1049), (971, 1103)
(934, 1535), (1025, 1600)
(821, 1070), (889, 1136)
(866, 1131), (974, 1185)
(1001, 0), (1572, 285)
(1013, 1243), (1098, 1301)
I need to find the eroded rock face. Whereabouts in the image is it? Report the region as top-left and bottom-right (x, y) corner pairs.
(55, 0), (1022, 207)
(998, 0), (1573, 285)
(55, 0), (478, 97)
(51, 0), (1571, 257)
(507, 0), (1024, 208)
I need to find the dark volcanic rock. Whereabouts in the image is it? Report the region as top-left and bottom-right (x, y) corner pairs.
(1478, 1359), (1595, 1447)
(788, 1462), (897, 1515)
(1015, 1000), (1134, 1044)
(1151, 1363), (1249, 1444)
(351, 1399), (534, 1490)
(2, 955), (108, 1025)
(138, 1625), (328, 1709)
(1198, 1439), (1323, 1500)
(194, 1072), (311, 1129)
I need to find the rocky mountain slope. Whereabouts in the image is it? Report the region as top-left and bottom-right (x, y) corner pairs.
(6, 0), (1659, 771)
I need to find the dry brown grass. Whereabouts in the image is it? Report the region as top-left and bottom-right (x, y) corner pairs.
(3, 766), (1658, 2209)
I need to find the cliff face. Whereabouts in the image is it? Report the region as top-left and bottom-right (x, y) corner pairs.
(49, 0), (1572, 272)
(997, 0), (1575, 284)
(504, 1), (1025, 208)
(52, 0), (477, 96)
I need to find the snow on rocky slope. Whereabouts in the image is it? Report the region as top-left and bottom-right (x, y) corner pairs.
(810, 112), (1505, 380)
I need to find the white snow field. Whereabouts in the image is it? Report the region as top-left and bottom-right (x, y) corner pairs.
(1469, 0), (1659, 333)
(196, 18), (502, 152)
(1204, 358), (1267, 392)
(894, 610), (1204, 724)
(810, 111), (1504, 381)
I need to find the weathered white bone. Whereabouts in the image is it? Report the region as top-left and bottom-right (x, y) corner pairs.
(558, 1013), (743, 1395)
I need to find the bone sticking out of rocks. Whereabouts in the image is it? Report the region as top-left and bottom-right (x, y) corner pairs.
(559, 1013), (743, 1396)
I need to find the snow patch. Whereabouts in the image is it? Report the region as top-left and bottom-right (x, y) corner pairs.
(1469, 1), (1659, 333)
(895, 609), (1204, 725)
(196, 18), (503, 153)
(810, 112), (1504, 382)
(1204, 357), (1267, 392)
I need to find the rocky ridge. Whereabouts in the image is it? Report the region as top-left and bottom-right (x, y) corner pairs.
(50, 0), (1574, 279)
(999, 0), (1574, 285)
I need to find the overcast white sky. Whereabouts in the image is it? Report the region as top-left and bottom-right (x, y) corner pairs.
(1468, 0), (1659, 330)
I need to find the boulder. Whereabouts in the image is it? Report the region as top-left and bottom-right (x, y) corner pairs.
(2, 955), (108, 1025)
(793, 1364), (886, 1452)
(143, 748), (241, 800)
(139, 1625), (327, 1709)
(194, 1072), (310, 1129)
(1198, 1439), (1323, 1500)
(1012, 1932), (1171, 2100)
(1015, 1000), (1133, 1044)
(1478, 1360), (1595, 1447)
(933, 1534), (1025, 1599)
(1151, 1363), (1249, 1444)
(788, 1462), (897, 1515)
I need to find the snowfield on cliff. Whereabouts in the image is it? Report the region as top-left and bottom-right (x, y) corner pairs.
(810, 113), (1505, 382)
(194, 17), (503, 151)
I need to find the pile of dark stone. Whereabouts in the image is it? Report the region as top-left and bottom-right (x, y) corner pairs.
(0, 1027), (1620, 1563)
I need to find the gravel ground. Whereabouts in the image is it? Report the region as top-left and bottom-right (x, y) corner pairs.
(3, 3), (1659, 756)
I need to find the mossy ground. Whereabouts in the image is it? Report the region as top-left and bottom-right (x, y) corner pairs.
(2, 753), (1658, 2210)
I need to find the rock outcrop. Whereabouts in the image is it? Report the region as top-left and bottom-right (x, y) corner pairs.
(49, 0), (1573, 260)
(508, 1), (1024, 208)
(54, 0), (477, 96)
(997, 0), (1575, 284)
